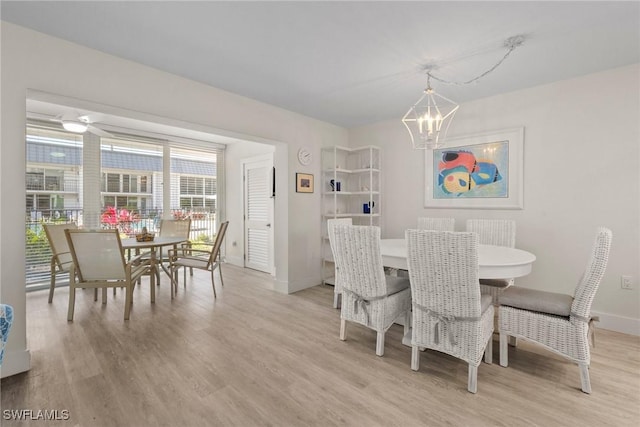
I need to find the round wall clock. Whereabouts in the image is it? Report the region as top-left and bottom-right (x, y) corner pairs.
(297, 147), (312, 166)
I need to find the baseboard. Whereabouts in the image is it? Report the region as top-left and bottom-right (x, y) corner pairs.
(273, 278), (288, 294)
(288, 276), (322, 294)
(591, 311), (639, 336)
(0, 349), (31, 378)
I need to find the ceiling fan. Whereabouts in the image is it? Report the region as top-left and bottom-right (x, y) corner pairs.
(48, 110), (114, 137)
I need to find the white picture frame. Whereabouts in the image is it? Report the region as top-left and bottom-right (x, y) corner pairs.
(424, 127), (524, 209)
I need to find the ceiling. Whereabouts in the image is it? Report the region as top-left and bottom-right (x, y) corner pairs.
(2, 1), (639, 129)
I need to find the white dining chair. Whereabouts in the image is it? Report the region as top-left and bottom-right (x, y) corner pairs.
(417, 217), (455, 231)
(327, 218), (352, 308)
(406, 229), (494, 393)
(328, 224), (411, 356)
(499, 227), (612, 393)
(466, 219), (516, 305)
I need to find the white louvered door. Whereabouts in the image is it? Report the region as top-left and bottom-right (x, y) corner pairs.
(243, 156), (274, 274)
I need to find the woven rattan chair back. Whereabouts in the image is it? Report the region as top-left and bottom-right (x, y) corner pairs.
(329, 224), (386, 299)
(406, 230), (481, 318)
(417, 217), (455, 231)
(329, 224), (411, 356)
(465, 219), (516, 248)
(327, 218), (352, 308)
(405, 229), (494, 393)
(571, 227), (612, 321)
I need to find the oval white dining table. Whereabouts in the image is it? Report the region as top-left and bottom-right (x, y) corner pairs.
(379, 239), (536, 279)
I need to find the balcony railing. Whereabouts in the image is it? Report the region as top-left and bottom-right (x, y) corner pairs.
(25, 208), (218, 288)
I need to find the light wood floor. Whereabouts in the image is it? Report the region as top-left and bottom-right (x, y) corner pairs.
(2, 264), (639, 427)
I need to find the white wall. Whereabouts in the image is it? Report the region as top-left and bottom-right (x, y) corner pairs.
(0, 22), (347, 377)
(350, 64), (640, 334)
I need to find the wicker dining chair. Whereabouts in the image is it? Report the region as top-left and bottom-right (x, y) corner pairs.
(417, 217), (455, 231)
(498, 227), (612, 394)
(169, 221), (229, 298)
(43, 222), (78, 303)
(65, 229), (153, 321)
(466, 219), (516, 305)
(406, 229), (494, 393)
(327, 218), (352, 309)
(328, 224), (411, 356)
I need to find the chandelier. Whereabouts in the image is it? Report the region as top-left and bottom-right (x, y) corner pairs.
(402, 74), (458, 149)
(403, 35), (525, 149)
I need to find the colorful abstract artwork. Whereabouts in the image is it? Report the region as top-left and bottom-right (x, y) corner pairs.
(433, 141), (508, 199)
(424, 128), (523, 209)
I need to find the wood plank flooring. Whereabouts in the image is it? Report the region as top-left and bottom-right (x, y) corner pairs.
(2, 264), (639, 426)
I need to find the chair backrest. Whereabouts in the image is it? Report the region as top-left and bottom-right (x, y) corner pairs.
(406, 229), (481, 318)
(43, 223), (78, 269)
(159, 219), (191, 239)
(571, 227), (612, 320)
(65, 229), (127, 281)
(466, 219), (516, 248)
(208, 221), (229, 266)
(327, 218), (352, 291)
(328, 225), (386, 299)
(417, 217), (455, 231)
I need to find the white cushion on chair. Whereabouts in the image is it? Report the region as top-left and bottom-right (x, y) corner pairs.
(499, 286), (573, 317)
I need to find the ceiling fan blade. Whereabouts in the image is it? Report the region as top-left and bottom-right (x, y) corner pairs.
(87, 124), (113, 138)
(80, 112), (106, 124)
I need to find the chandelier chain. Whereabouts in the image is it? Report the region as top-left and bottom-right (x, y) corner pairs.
(427, 35), (524, 86)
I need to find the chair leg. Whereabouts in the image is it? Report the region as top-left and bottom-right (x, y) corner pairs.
(579, 363), (592, 394)
(404, 311), (411, 337)
(102, 288), (107, 304)
(124, 285), (132, 320)
(411, 346), (420, 371)
(333, 292), (340, 309)
(150, 266), (156, 304)
(48, 267), (56, 303)
(376, 332), (385, 356)
(210, 268), (217, 298)
(67, 286), (76, 321)
(499, 332), (509, 367)
(484, 335), (493, 364)
(468, 365), (478, 394)
(339, 319), (347, 341)
(218, 264), (224, 287)
(94, 288), (98, 301)
(183, 266), (187, 288)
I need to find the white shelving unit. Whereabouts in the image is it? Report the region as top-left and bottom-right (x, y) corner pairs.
(321, 145), (381, 286)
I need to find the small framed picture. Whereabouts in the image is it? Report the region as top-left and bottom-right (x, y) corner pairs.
(296, 173), (314, 193)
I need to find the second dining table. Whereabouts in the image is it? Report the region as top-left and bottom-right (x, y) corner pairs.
(121, 236), (189, 301)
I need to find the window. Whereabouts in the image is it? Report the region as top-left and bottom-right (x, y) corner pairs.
(25, 122), (225, 289)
